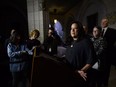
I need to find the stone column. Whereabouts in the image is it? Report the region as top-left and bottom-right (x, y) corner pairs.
(27, 0), (49, 43)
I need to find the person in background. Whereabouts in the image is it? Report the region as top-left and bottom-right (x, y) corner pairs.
(26, 29), (41, 81)
(101, 18), (116, 87)
(83, 25), (92, 39)
(7, 31), (33, 87)
(91, 26), (107, 87)
(43, 27), (63, 56)
(65, 21), (96, 87)
(26, 29), (41, 50)
(4, 29), (16, 87)
(5, 29), (16, 49)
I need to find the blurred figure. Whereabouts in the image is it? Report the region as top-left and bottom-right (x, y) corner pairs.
(3, 29), (16, 87)
(65, 21), (96, 87)
(83, 25), (88, 35)
(43, 27), (62, 56)
(5, 29), (16, 49)
(91, 26), (107, 87)
(83, 25), (92, 39)
(54, 19), (64, 40)
(7, 31), (33, 87)
(101, 18), (116, 87)
(26, 29), (41, 81)
(26, 29), (41, 50)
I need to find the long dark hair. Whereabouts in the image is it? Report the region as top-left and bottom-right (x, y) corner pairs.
(71, 21), (85, 40)
(9, 31), (22, 45)
(65, 21), (85, 46)
(94, 26), (102, 31)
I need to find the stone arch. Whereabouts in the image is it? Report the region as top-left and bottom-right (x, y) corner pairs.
(75, 0), (107, 25)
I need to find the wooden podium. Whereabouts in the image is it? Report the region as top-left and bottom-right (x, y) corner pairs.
(30, 47), (85, 87)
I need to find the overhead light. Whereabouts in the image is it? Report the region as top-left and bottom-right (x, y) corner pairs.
(54, 19), (57, 23)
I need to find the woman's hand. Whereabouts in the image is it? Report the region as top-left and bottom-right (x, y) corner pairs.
(32, 46), (37, 51)
(75, 70), (87, 81)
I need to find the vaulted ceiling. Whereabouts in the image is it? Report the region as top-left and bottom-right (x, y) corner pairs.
(1, 0), (82, 15)
(0, 0), (83, 39)
(44, 0), (82, 15)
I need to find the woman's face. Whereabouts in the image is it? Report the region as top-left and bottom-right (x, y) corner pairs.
(48, 29), (53, 36)
(93, 27), (100, 38)
(31, 32), (38, 39)
(70, 23), (78, 39)
(33, 33), (37, 39)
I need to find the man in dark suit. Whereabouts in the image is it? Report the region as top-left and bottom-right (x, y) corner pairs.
(101, 18), (116, 87)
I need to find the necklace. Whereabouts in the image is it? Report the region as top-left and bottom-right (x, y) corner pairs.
(71, 44), (73, 47)
(70, 40), (77, 47)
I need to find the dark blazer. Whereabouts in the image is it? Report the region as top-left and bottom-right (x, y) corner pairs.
(103, 27), (116, 63)
(104, 28), (116, 46)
